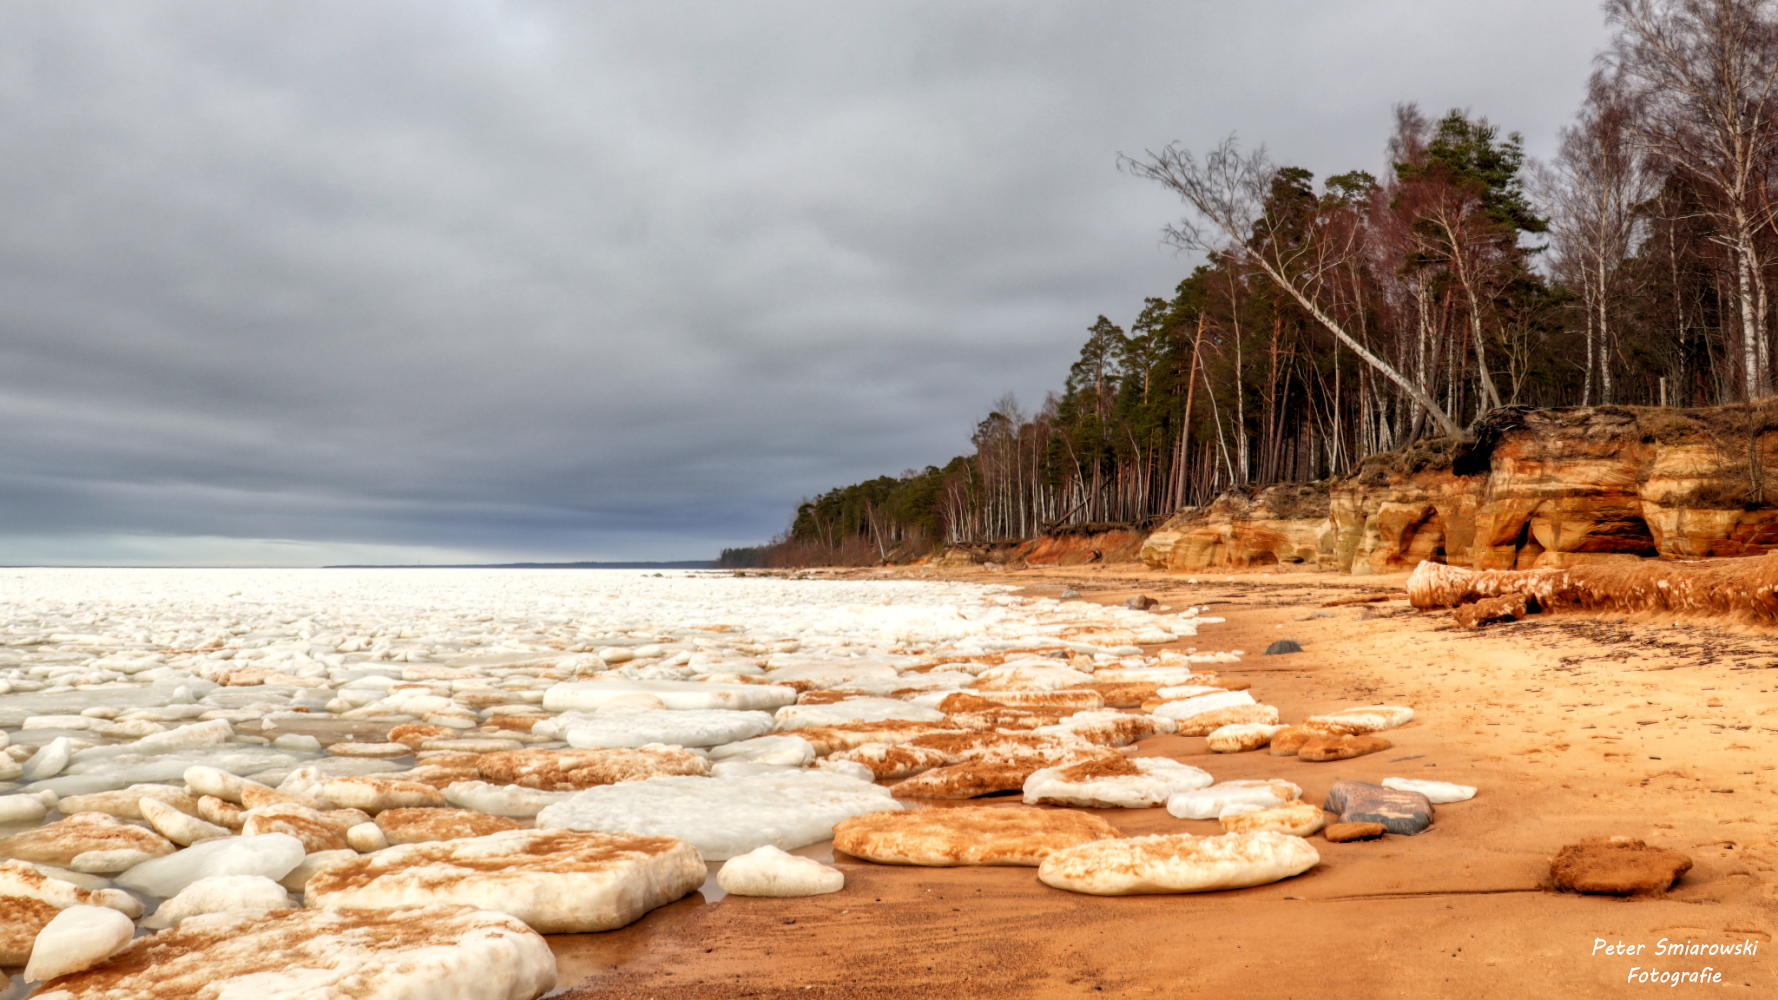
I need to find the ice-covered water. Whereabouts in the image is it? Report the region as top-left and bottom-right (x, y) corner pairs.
(0, 567), (1235, 992)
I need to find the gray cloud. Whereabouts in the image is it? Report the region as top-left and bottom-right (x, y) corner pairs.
(0, 1), (1610, 564)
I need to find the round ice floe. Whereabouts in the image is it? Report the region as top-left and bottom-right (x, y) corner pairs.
(142, 874), (294, 929)
(1166, 780), (1303, 820)
(558, 709), (775, 749)
(1037, 831), (1319, 895)
(1023, 757), (1213, 808)
(536, 770), (901, 860)
(772, 699), (945, 731)
(1381, 777), (1475, 803)
(114, 833), (307, 897)
(21, 738), (72, 781)
(543, 679), (796, 713)
(716, 845), (844, 897)
(1206, 723), (1287, 754)
(0, 794), (48, 824)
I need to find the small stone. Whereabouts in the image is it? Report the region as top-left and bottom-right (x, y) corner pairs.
(716, 845), (845, 897)
(1262, 639), (1303, 656)
(23, 904), (134, 982)
(1296, 734), (1392, 762)
(1323, 822), (1387, 843)
(1323, 780), (1432, 835)
(1550, 837), (1692, 895)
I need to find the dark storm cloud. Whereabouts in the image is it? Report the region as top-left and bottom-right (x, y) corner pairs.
(0, 1), (1610, 564)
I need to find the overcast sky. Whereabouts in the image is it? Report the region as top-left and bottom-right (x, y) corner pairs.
(0, 1), (1612, 565)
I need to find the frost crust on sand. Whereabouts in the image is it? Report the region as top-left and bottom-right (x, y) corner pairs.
(306, 828), (704, 933)
(1037, 831), (1319, 895)
(32, 905), (556, 1000)
(716, 845), (844, 897)
(536, 770), (900, 860)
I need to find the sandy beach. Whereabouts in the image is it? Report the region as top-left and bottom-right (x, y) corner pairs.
(556, 564), (1778, 999)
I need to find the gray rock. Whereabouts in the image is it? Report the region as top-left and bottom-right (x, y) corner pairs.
(1262, 639), (1304, 656)
(1322, 780), (1431, 835)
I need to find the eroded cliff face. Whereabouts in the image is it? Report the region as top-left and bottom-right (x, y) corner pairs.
(1140, 403), (1778, 574)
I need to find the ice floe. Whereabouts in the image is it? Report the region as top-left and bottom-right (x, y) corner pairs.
(1037, 831), (1320, 895)
(716, 844), (845, 896)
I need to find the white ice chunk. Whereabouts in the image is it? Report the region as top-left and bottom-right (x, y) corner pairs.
(1023, 757), (1214, 808)
(536, 770), (901, 860)
(772, 699), (945, 731)
(543, 679), (796, 712)
(0, 794), (48, 824)
(558, 709), (775, 749)
(142, 874), (295, 929)
(22, 737), (72, 781)
(114, 833), (307, 897)
(1166, 780), (1303, 820)
(1151, 690), (1256, 721)
(716, 845), (844, 897)
(23, 904), (134, 982)
(1381, 777), (1475, 803)
(443, 781), (574, 819)
(706, 735), (816, 768)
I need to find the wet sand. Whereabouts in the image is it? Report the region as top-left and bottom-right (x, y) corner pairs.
(552, 564), (1778, 998)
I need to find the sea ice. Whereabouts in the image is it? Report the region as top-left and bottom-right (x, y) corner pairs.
(1038, 831), (1319, 895)
(772, 698), (946, 731)
(114, 832), (307, 897)
(1023, 757), (1213, 808)
(306, 828), (706, 933)
(142, 874), (295, 929)
(1166, 780), (1303, 820)
(543, 679), (796, 712)
(716, 845), (844, 897)
(23, 904), (135, 982)
(443, 781), (574, 818)
(536, 770), (902, 860)
(706, 735), (816, 768)
(557, 709), (775, 749)
(33, 905), (557, 1000)
(1381, 777), (1475, 803)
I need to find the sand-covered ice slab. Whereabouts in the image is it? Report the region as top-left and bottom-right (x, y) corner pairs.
(833, 806), (1120, 866)
(1037, 831), (1320, 895)
(554, 709), (775, 749)
(1023, 756), (1213, 808)
(306, 828), (704, 933)
(31, 904), (556, 1000)
(442, 781), (573, 818)
(535, 770), (901, 860)
(773, 698), (945, 730)
(543, 679), (795, 712)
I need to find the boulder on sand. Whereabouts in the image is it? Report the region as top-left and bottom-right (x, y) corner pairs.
(306, 828), (705, 933)
(1323, 780), (1432, 835)
(1296, 733), (1392, 762)
(833, 805), (1120, 867)
(1037, 831), (1319, 895)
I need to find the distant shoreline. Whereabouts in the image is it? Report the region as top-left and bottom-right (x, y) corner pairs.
(320, 560), (717, 569)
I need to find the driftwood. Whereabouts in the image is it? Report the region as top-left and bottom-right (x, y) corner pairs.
(1406, 554), (1778, 625)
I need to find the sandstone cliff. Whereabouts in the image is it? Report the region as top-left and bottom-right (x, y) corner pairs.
(1140, 402), (1778, 574)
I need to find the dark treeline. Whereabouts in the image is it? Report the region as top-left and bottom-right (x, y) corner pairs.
(736, 0), (1778, 568)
